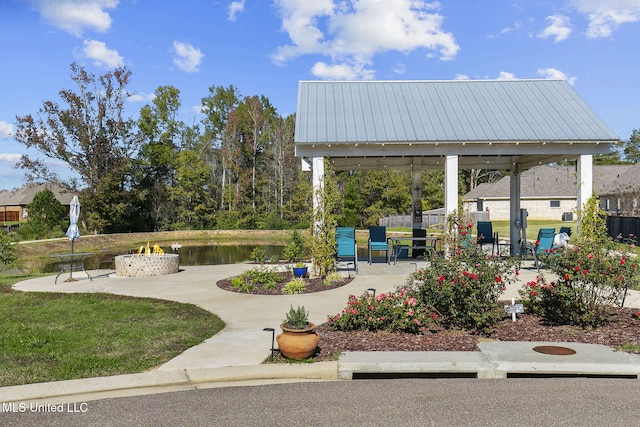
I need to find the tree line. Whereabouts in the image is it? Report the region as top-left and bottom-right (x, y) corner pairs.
(12, 63), (640, 234)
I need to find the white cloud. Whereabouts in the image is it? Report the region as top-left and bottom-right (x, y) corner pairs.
(228, 0), (245, 22)
(572, 0), (640, 38)
(81, 40), (123, 68)
(311, 61), (375, 80)
(537, 67), (577, 85)
(496, 71), (517, 80)
(127, 92), (156, 103)
(455, 74), (470, 80)
(0, 153), (22, 163)
(172, 41), (204, 73)
(0, 121), (14, 139)
(273, 0), (459, 80)
(31, 0), (119, 37)
(538, 15), (572, 42)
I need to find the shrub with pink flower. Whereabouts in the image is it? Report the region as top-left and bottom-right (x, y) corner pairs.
(523, 244), (638, 327)
(523, 195), (640, 328)
(328, 288), (439, 334)
(406, 242), (520, 332)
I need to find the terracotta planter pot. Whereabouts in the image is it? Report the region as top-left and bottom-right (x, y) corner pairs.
(276, 322), (319, 360)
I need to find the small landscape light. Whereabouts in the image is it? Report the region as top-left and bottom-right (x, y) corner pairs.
(263, 327), (276, 360)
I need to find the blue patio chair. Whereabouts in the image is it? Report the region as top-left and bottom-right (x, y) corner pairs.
(533, 228), (556, 271)
(476, 221), (498, 255)
(336, 226), (358, 274)
(559, 226), (572, 237)
(368, 226), (389, 264)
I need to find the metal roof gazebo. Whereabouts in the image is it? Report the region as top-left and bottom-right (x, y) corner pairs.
(294, 79), (619, 255)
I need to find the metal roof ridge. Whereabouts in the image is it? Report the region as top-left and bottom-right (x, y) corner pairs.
(298, 79), (566, 83)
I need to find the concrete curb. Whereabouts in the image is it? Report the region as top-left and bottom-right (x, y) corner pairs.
(0, 362), (340, 405)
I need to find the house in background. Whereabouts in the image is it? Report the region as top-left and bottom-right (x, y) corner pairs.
(0, 183), (75, 224)
(462, 164), (633, 221)
(599, 162), (640, 216)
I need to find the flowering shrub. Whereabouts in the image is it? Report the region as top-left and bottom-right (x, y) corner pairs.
(522, 246), (638, 327)
(328, 288), (439, 334)
(522, 195), (640, 328)
(406, 243), (520, 332)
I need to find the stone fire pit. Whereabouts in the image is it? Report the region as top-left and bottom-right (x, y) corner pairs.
(115, 253), (179, 277)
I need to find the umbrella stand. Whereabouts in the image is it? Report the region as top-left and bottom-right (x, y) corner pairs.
(64, 195), (81, 283)
(64, 239), (78, 282)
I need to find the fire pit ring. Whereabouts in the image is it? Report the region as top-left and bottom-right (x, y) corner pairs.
(532, 345), (577, 356)
(115, 253), (179, 277)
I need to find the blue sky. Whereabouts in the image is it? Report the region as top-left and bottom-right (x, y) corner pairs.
(1, 0), (639, 191)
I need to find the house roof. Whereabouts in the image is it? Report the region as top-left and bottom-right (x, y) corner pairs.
(463, 164), (633, 200)
(295, 79), (619, 170)
(0, 183), (75, 206)
(602, 162), (640, 195)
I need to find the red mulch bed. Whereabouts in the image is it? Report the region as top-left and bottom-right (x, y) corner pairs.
(310, 306), (640, 361)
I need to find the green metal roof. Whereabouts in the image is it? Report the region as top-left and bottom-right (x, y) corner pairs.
(294, 80), (618, 170)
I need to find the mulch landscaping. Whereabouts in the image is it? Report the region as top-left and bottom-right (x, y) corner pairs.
(217, 272), (640, 362)
(216, 271), (354, 295)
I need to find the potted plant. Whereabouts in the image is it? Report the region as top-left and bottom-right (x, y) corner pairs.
(276, 305), (319, 360)
(292, 261), (308, 278)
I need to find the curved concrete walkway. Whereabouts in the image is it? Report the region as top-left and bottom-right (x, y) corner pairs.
(3, 261), (640, 404)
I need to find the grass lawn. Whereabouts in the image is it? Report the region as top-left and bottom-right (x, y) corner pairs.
(0, 274), (224, 387)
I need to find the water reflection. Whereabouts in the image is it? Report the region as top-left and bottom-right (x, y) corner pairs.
(43, 245), (285, 273)
(171, 245), (284, 266)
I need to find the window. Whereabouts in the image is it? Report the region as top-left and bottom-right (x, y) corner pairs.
(550, 200), (560, 208)
(476, 200), (483, 211)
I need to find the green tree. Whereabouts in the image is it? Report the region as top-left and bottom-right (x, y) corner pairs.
(623, 130), (640, 163)
(0, 232), (17, 272)
(201, 85), (241, 212)
(136, 85), (186, 230)
(17, 189), (66, 240)
(168, 148), (213, 229)
(14, 63), (138, 233)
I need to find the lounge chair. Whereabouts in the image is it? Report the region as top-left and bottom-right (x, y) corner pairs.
(533, 228), (556, 271)
(476, 221), (498, 255)
(336, 227), (358, 274)
(368, 226), (389, 264)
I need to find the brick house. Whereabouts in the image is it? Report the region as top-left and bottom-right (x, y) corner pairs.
(462, 164), (633, 221)
(0, 183), (75, 223)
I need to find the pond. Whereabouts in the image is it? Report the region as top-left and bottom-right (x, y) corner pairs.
(43, 244), (285, 273)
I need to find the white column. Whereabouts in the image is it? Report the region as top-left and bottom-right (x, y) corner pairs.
(444, 155), (458, 217)
(312, 157), (325, 232)
(577, 154), (593, 220)
(444, 155), (459, 256)
(509, 164), (521, 256)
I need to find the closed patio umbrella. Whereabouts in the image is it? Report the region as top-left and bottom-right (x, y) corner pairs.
(65, 195), (80, 281)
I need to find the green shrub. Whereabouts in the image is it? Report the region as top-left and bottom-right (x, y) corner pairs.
(283, 277), (306, 295)
(523, 195), (640, 328)
(250, 246), (266, 263)
(283, 230), (307, 262)
(241, 266), (282, 285)
(0, 233), (17, 272)
(282, 305), (310, 329)
(323, 271), (343, 286)
(230, 276), (255, 293)
(406, 233), (520, 332)
(329, 289), (438, 334)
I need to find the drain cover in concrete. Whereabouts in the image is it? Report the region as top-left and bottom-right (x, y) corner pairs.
(532, 345), (577, 356)
(477, 341), (640, 376)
